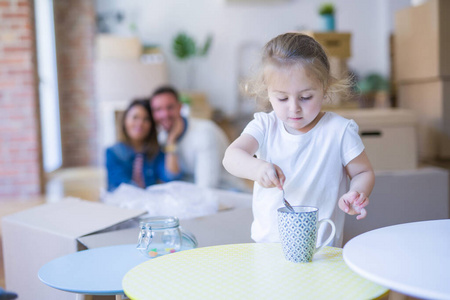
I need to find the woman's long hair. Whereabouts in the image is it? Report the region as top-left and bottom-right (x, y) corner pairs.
(119, 99), (159, 159)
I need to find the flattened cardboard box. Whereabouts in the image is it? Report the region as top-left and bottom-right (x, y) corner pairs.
(1, 198), (146, 300)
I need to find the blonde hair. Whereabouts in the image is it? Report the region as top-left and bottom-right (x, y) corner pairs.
(244, 32), (353, 111)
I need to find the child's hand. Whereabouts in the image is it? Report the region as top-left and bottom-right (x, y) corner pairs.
(338, 191), (369, 220)
(256, 162), (285, 189)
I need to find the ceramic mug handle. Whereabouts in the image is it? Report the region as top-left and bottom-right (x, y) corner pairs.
(314, 218), (336, 254)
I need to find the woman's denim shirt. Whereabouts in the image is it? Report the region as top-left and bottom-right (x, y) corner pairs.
(106, 142), (182, 192)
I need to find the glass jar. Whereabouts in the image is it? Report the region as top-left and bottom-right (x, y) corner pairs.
(137, 216), (196, 258)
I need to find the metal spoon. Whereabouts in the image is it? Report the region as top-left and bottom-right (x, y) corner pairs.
(271, 163), (295, 212)
(281, 186), (295, 212)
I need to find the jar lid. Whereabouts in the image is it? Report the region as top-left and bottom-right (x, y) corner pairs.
(139, 216), (179, 229)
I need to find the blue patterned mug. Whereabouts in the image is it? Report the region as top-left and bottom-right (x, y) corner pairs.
(277, 206), (336, 263)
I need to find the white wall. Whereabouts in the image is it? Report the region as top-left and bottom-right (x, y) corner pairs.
(95, 0), (411, 117)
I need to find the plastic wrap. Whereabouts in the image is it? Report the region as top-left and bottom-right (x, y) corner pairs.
(101, 181), (220, 220)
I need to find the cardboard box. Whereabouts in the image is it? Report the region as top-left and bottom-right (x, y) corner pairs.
(181, 91), (213, 120)
(302, 31), (352, 58)
(394, 0), (450, 82)
(343, 167), (449, 244)
(96, 34), (142, 60)
(1, 198), (146, 300)
(95, 59), (168, 104)
(334, 109), (418, 171)
(79, 206), (254, 250)
(77, 170), (448, 251)
(398, 78), (450, 160)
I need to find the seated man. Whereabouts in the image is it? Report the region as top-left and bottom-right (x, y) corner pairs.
(150, 86), (249, 191)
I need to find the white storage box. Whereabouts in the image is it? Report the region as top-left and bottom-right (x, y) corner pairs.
(334, 109), (418, 171)
(1, 198), (146, 300)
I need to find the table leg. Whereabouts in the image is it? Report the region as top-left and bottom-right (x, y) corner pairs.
(76, 294), (85, 300)
(388, 291), (421, 300)
(74, 294), (126, 300)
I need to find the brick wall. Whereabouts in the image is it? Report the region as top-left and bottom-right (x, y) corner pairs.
(53, 0), (97, 167)
(0, 0), (97, 199)
(0, 0), (43, 199)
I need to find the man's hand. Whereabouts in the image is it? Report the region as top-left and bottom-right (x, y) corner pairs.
(167, 116), (185, 145)
(338, 191), (369, 220)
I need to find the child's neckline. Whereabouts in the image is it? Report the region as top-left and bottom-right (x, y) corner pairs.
(283, 111), (327, 135)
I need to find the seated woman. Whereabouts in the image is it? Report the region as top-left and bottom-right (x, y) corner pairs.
(106, 99), (182, 191)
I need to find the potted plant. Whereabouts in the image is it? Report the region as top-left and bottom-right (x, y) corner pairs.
(172, 32), (213, 92)
(318, 3), (335, 32)
(357, 73), (390, 108)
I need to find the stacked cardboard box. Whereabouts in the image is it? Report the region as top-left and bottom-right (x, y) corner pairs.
(395, 0), (450, 160)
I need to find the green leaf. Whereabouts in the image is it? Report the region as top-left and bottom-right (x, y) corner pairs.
(179, 94), (192, 105)
(173, 32), (196, 60)
(198, 35), (213, 56)
(357, 73), (389, 94)
(319, 3), (335, 15)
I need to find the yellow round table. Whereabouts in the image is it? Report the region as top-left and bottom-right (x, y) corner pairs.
(123, 243), (387, 300)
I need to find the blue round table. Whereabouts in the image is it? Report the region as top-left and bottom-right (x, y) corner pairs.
(38, 242), (194, 298)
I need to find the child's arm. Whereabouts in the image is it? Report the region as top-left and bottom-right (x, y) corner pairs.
(222, 133), (285, 189)
(339, 151), (375, 220)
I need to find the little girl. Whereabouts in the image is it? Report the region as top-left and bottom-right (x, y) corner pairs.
(223, 32), (374, 247)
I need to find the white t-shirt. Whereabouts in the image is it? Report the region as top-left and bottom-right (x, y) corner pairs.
(242, 111), (365, 247)
(159, 118), (249, 191)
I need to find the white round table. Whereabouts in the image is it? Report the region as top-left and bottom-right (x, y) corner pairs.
(343, 219), (450, 300)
